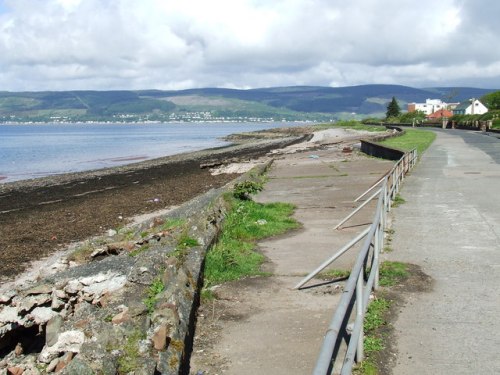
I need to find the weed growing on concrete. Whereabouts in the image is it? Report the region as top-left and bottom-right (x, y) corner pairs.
(379, 261), (409, 287)
(204, 196), (299, 287)
(233, 180), (263, 200)
(354, 297), (391, 375)
(129, 244), (150, 257)
(160, 218), (186, 231)
(144, 277), (165, 314)
(117, 330), (146, 373)
(176, 234), (199, 250)
(392, 194), (406, 208)
(319, 269), (350, 279)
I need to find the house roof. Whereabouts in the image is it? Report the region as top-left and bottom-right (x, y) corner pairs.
(454, 101), (471, 111)
(427, 109), (453, 118)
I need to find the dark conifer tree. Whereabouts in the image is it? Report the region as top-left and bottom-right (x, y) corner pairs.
(386, 96), (401, 118)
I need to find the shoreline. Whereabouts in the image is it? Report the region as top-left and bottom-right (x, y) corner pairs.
(0, 130), (311, 281)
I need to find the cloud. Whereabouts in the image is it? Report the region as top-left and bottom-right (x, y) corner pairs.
(0, 0), (499, 91)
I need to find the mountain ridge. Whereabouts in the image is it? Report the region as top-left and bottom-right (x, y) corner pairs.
(1, 84), (497, 122)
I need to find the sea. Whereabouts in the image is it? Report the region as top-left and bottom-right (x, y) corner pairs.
(0, 122), (308, 183)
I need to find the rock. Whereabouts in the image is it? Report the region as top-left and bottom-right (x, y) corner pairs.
(151, 303), (179, 326)
(0, 323), (14, 335)
(28, 307), (58, 325)
(46, 315), (64, 347)
(7, 367), (24, 375)
(14, 342), (23, 356)
(55, 352), (74, 372)
(61, 358), (94, 375)
(152, 324), (171, 350)
(64, 280), (81, 295)
(111, 308), (130, 325)
(106, 241), (135, 253)
(107, 229), (117, 237)
(46, 357), (60, 372)
(0, 306), (23, 325)
(51, 295), (65, 311)
(39, 330), (85, 363)
(17, 294), (52, 314)
(54, 289), (67, 299)
(81, 275), (127, 298)
(0, 290), (17, 304)
(24, 284), (53, 296)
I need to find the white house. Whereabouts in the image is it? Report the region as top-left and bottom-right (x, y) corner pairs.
(452, 98), (489, 115)
(407, 99), (458, 115)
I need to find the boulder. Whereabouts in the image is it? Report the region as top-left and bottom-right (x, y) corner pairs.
(39, 330), (85, 363)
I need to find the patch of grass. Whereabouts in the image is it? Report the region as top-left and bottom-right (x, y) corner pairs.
(379, 261), (409, 287)
(117, 330), (146, 373)
(364, 298), (391, 332)
(354, 297), (391, 374)
(144, 277), (165, 314)
(67, 243), (94, 264)
(204, 196), (299, 287)
(319, 269), (350, 279)
(200, 288), (216, 302)
(355, 361), (378, 375)
(159, 218), (186, 231)
(392, 194), (406, 208)
(379, 128), (436, 155)
(176, 234), (200, 250)
(364, 336), (385, 354)
(129, 244), (150, 257)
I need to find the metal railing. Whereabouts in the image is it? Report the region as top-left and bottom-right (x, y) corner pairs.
(295, 148), (417, 375)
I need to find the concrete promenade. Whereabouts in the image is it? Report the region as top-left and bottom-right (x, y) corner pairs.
(190, 129), (394, 374)
(387, 130), (500, 374)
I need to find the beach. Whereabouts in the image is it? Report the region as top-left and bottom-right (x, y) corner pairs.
(0, 128), (311, 281)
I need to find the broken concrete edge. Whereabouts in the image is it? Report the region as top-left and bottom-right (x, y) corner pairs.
(0, 161), (272, 375)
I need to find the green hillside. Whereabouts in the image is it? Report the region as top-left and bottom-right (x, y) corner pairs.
(0, 85), (496, 123)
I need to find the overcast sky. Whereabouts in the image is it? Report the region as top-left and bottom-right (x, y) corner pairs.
(0, 0), (499, 91)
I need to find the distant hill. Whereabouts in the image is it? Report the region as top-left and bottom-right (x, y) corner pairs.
(0, 85), (497, 123)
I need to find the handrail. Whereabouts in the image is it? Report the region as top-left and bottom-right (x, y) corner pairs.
(310, 148), (417, 374)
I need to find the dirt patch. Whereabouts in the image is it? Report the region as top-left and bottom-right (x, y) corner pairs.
(370, 264), (434, 375)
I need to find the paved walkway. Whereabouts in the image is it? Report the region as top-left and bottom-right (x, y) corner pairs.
(190, 130), (394, 374)
(387, 130), (500, 374)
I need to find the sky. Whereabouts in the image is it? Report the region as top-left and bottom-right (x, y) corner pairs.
(0, 0), (499, 91)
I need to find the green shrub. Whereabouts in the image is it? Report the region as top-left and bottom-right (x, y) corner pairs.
(233, 180), (263, 200)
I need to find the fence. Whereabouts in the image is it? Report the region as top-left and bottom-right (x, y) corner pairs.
(294, 148), (418, 374)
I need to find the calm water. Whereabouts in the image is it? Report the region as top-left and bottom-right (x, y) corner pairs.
(0, 122), (305, 183)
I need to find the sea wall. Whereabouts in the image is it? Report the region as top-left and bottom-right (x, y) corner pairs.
(0, 163), (269, 375)
(360, 126), (406, 160)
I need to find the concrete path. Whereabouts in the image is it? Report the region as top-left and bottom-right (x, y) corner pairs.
(387, 130), (500, 374)
(190, 130), (394, 375)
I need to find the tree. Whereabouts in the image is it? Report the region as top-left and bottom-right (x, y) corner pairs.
(480, 91), (500, 110)
(386, 96), (401, 118)
(399, 110), (426, 123)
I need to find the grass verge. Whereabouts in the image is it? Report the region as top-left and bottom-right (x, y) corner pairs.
(379, 128), (436, 155)
(354, 261), (411, 374)
(203, 195), (299, 287)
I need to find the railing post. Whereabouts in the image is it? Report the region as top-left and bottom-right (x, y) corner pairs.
(356, 272), (364, 362)
(374, 223), (380, 290)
